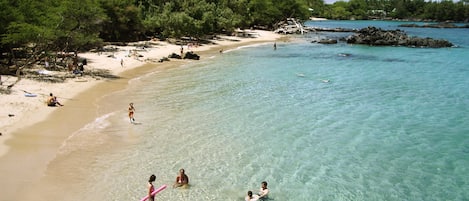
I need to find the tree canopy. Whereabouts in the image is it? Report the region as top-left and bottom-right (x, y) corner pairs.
(321, 0), (469, 21)
(0, 0), (467, 61)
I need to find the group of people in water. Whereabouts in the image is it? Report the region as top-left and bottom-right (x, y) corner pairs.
(146, 169), (189, 201)
(132, 101), (268, 200)
(145, 169), (269, 201)
(245, 181), (269, 201)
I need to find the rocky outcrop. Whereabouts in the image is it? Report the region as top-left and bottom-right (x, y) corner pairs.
(183, 51), (200, 60)
(346, 26), (453, 48)
(313, 39), (338, 44)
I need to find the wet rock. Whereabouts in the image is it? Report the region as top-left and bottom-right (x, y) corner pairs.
(346, 26), (453, 48)
(183, 51), (200, 60)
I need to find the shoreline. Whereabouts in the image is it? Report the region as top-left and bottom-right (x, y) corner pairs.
(0, 30), (283, 200)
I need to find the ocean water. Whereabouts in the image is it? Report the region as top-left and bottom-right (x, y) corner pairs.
(41, 21), (468, 201)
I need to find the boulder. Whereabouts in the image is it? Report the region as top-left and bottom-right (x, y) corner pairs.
(183, 51), (200, 60)
(168, 53), (182, 59)
(158, 57), (170, 63)
(316, 39), (338, 44)
(346, 26), (453, 48)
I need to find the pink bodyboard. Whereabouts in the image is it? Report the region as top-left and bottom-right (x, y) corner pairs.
(139, 184), (167, 201)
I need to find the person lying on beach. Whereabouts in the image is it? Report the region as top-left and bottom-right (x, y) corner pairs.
(47, 93), (63, 107)
(173, 168), (189, 188)
(245, 190), (259, 201)
(257, 181), (269, 199)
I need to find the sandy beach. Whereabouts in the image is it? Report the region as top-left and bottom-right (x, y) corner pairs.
(0, 30), (282, 200)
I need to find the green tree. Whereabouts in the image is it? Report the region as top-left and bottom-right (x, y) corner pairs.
(348, 0), (368, 19)
(55, 0), (105, 51)
(99, 0), (144, 41)
(328, 1), (351, 19)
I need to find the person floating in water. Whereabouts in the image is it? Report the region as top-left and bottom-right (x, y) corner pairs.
(128, 103), (135, 123)
(257, 181), (269, 200)
(146, 174), (156, 201)
(173, 168), (189, 188)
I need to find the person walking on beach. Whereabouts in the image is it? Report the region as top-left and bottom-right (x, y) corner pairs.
(146, 174), (156, 201)
(120, 58), (124, 67)
(128, 103), (135, 123)
(257, 181), (269, 199)
(173, 168), (189, 188)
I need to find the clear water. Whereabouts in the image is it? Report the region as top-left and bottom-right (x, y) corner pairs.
(43, 21), (469, 201)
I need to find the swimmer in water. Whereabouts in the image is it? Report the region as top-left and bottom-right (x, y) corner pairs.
(173, 168), (189, 188)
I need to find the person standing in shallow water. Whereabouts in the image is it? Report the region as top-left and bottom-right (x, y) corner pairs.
(128, 103), (135, 123)
(147, 174), (156, 201)
(173, 168), (189, 188)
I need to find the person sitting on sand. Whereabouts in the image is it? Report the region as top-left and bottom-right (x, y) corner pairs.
(173, 168), (189, 188)
(245, 190), (259, 201)
(257, 181), (269, 199)
(47, 93), (63, 107)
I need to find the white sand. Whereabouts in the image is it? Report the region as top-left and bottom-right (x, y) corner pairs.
(0, 30), (281, 157)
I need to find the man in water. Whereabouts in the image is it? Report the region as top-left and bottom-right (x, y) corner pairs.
(173, 168), (189, 188)
(128, 103), (135, 123)
(258, 181), (269, 199)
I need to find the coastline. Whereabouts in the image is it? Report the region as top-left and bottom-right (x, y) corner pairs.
(0, 30), (283, 200)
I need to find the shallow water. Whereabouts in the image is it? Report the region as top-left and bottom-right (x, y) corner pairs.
(39, 20), (469, 201)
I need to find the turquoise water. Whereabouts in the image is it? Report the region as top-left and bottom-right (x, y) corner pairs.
(49, 21), (468, 201)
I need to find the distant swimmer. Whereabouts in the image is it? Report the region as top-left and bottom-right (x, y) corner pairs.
(173, 168), (189, 188)
(128, 103), (135, 123)
(296, 73), (305, 77)
(338, 53), (351, 57)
